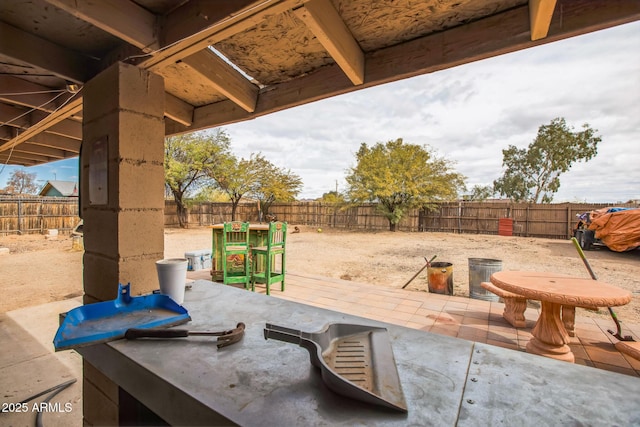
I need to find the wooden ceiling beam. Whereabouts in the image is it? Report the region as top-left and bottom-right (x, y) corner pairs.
(166, 0), (640, 136)
(0, 76), (72, 113)
(0, 21), (97, 84)
(0, 132), (82, 158)
(293, 0), (364, 85)
(0, 106), (53, 133)
(0, 98), (83, 153)
(529, 0), (558, 40)
(46, 120), (83, 141)
(0, 103), (32, 129)
(0, 155), (37, 166)
(42, 0), (159, 52)
(161, 0), (257, 49)
(0, 126), (14, 140)
(2, 82), (181, 148)
(0, 103), (81, 141)
(142, 0), (306, 70)
(165, 94), (194, 127)
(3, 0), (301, 153)
(13, 143), (67, 159)
(36, 2), (193, 127)
(23, 133), (81, 153)
(0, 151), (50, 163)
(182, 49), (258, 112)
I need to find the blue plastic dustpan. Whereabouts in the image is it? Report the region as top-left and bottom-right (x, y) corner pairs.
(54, 283), (191, 351)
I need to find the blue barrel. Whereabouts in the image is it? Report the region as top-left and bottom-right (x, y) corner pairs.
(468, 258), (502, 301)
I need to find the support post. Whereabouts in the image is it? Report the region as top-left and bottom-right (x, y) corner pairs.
(80, 62), (165, 425)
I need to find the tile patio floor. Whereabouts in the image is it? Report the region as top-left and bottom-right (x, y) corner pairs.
(191, 270), (640, 378)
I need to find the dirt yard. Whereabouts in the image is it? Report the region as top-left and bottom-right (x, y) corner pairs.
(1, 226), (639, 323)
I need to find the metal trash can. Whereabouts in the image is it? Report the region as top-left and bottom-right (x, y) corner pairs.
(427, 262), (453, 295)
(468, 258), (502, 301)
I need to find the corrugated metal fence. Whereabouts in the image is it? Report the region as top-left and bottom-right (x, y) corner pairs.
(2, 196), (637, 240)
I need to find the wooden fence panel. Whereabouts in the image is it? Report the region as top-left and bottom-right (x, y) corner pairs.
(512, 204), (566, 239)
(415, 201), (637, 238)
(0, 196), (79, 235)
(165, 200), (634, 240)
(2, 197), (637, 240)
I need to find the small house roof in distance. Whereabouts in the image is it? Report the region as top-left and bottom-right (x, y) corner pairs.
(39, 180), (78, 197)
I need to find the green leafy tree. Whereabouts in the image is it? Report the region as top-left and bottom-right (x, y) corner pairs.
(192, 187), (229, 203)
(212, 154), (261, 221)
(249, 155), (302, 221)
(164, 130), (231, 228)
(318, 191), (346, 204)
(318, 191), (347, 227)
(346, 138), (466, 231)
(493, 118), (600, 203)
(5, 169), (38, 194)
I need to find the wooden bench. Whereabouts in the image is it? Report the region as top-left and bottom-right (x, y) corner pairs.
(480, 282), (593, 337)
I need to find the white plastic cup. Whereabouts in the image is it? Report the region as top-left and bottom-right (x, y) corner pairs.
(156, 258), (188, 304)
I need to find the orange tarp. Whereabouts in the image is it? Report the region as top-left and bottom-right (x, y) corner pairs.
(587, 208), (640, 252)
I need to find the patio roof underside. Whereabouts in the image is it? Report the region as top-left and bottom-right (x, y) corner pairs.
(0, 0), (638, 166)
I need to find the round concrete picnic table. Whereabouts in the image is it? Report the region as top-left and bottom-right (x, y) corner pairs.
(490, 271), (632, 363)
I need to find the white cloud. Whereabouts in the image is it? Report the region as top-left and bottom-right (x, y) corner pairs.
(227, 21), (640, 201)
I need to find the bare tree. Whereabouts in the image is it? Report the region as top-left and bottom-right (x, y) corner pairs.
(4, 170), (39, 194)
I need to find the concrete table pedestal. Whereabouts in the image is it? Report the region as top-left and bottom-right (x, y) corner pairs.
(491, 270), (632, 362)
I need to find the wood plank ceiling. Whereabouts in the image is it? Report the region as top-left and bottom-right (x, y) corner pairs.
(0, 0), (638, 166)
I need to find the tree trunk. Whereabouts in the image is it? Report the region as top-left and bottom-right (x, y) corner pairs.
(172, 190), (188, 228)
(176, 202), (188, 228)
(231, 201), (238, 221)
(261, 199), (274, 218)
(389, 221), (396, 232)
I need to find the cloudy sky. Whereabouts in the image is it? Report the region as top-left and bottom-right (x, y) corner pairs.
(2, 21), (639, 202)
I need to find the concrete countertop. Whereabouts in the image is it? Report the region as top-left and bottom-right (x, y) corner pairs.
(79, 280), (640, 426)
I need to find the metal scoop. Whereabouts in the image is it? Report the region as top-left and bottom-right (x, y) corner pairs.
(264, 323), (407, 412)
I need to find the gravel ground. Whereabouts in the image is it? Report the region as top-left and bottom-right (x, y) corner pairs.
(1, 226), (639, 323)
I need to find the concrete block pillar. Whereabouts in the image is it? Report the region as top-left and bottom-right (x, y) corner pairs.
(80, 62), (165, 425)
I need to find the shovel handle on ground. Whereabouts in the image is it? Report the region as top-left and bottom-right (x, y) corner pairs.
(570, 237), (633, 342)
(570, 237), (598, 280)
(401, 255), (437, 289)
